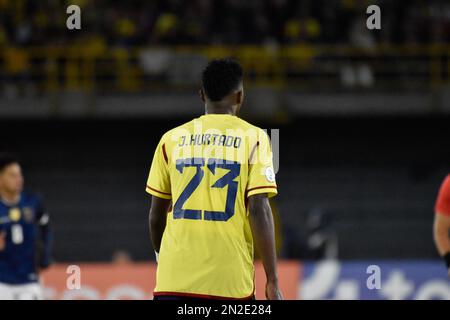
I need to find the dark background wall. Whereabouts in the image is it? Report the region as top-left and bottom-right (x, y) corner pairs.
(1, 115), (449, 262)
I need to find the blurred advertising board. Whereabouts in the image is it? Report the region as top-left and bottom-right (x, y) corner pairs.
(300, 260), (449, 300)
(41, 262), (299, 300)
(41, 261), (449, 300)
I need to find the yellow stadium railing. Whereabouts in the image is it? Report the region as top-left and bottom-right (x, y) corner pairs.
(1, 45), (448, 93)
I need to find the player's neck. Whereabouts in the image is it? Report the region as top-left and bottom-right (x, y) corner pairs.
(0, 191), (20, 205)
(205, 105), (237, 116)
(205, 111), (235, 115)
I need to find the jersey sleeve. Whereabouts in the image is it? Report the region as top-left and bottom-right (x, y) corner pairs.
(146, 135), (172, 199)
(35, 197), (50, 227)
(246, 129), (278, 198)
(35, 197), (53, 268)
(435, 175), (450, 216)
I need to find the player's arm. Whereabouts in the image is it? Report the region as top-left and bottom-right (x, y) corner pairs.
(0, 231), (5, 251)
(149, 196), (171, 254)
(433, 175), (450, 274)
(434, 213), (450, 274)
(36, 202), (53, 270)
(146, 135), (172, 260)
(0, 219), (5, 251)
(434, 213), (450, 255)
(248, 194), (283, 300)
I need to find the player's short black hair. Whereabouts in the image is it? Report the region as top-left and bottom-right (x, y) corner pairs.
(0, 153), (20, 172)
(201, 58), (243, 102)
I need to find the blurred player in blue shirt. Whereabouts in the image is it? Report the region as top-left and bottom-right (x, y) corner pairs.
(0, 154), (52, 299)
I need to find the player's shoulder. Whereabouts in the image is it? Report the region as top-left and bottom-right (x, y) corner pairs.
(232, 117), (268, 137)
(235, 117), (257, 129)
(236, 118), (270, 142)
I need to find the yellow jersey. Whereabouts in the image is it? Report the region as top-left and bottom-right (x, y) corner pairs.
(146, 114), (277, 299)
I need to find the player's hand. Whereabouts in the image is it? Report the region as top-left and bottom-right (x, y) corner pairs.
(265, 280), (283, 300)
(0, 232), (6, 251)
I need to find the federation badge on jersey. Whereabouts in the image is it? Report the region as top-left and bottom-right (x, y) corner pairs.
(264, 166), (276, 183)
(23, 207), (34, 223)
(9, 208), (21, 222)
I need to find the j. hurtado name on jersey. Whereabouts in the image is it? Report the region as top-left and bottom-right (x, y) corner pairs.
(178, 134), (242, 148)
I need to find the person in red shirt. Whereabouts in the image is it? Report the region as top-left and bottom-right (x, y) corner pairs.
(433, 174), (450, 276)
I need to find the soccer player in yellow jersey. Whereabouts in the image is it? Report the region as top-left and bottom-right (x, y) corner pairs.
(146, 59), (283, 300)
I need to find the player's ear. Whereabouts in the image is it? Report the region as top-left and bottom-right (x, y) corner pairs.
(236, 90), (243, 105)
(199, 88), (206, 103)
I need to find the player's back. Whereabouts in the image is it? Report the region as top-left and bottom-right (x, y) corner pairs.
(146, 114), (277, 299)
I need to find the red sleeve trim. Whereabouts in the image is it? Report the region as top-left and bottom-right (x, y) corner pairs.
(146, 185), (171, 196)
(246, 185), (277, 193)
(245, 185), (277, 200)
